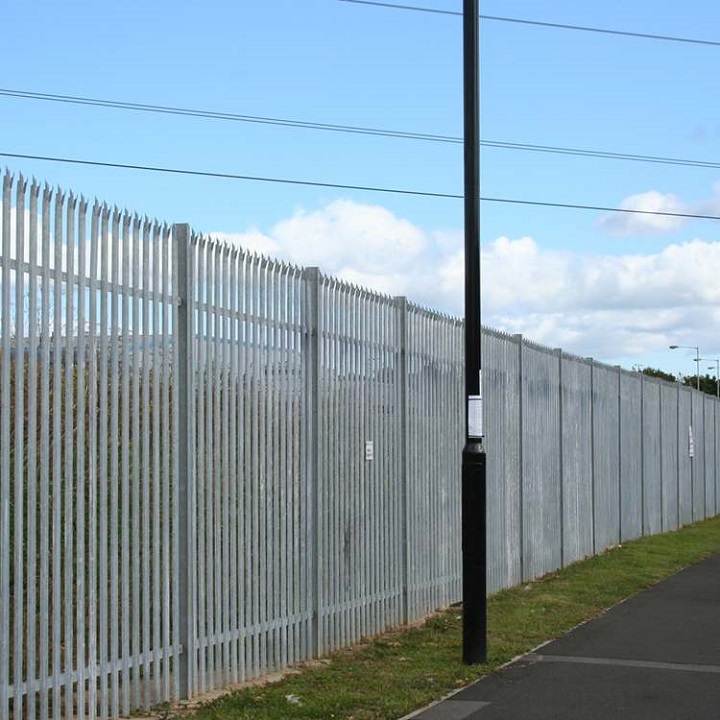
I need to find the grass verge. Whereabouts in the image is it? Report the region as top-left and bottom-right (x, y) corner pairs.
(161, 516), (720, 720)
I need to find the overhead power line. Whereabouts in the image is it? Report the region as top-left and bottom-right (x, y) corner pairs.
(339, 0), (459, 16)
(338, 0), (720, 47)
(3, 88), (720, 171)
(0, 151), (460, 199)
(482, 196), (720, 222)
(0, 88), (459, 144)
(4, 150), (720, 222)
(483, 141), (720, 170)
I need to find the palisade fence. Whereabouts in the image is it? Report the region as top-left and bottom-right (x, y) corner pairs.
(0, 170), (718, 719)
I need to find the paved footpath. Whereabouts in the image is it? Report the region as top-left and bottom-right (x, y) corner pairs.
(405, 553), (720, 720)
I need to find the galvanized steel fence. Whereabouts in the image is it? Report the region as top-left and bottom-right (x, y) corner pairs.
(483, 331), (720, 593)
(0, 171), (718, 719)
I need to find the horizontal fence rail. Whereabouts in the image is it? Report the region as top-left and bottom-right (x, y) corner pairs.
(0, 170), (719, 718)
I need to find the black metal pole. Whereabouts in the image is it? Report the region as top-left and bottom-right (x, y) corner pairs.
(462, 0), (487, 665)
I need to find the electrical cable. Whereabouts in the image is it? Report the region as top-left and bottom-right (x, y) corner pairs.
(3, 88), (720, 171)
(482, 141), (720, 170)
(339, 0), (459, 16)
(338, 0), (720, 47)
(3, 150), (720, 222)
(0, 151), (461, 199)
(0, 88), (458, 143)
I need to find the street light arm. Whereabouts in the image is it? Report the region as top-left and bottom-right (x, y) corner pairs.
(668, 344), (701, 390)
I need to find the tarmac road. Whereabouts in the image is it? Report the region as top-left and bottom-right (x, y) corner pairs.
(406, 553), (720, 720)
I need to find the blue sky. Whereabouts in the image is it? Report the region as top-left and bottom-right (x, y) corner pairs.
(2, 0), (720, 376)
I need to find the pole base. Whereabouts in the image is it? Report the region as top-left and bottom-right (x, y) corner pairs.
(462, 440), (487, 664)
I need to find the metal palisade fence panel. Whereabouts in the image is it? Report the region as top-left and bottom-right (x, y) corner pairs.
(592, 362), (620, 553)
(174, 231), (466, 698)
(316, 278), (404, 651)
(642, 378), (663, 535)
(481, 330), (720, 595)
(619, 370), (643, 540)
(404, 305), (463, 619)
(520, 340), (562, 582)
(559, 353), (593, 567)
(483, 329), (522, 592)
(183, 237), (312, 693)
(0, 172), (177, 720)
(1, 170), (720, 719)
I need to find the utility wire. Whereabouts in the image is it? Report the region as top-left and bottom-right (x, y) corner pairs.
(0, 88), (459, 144)
(0, 151), (460, 199)
(483, 141), (720, 170)
(482, 196), (720, 222)
(3, 88), (720, 171)
(339, 0), (459, 16)
(4, 150), (720, 222)
(339, 0), (720, 47)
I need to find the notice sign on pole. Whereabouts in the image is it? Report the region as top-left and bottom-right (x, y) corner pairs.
(468, 369), (484, 439)
(688, 425), (695, 458)
(468, 396), (483, 438)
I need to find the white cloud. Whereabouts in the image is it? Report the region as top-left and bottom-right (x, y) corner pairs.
(476, 235), (720, 357)
(212, 199), (720, 364)
(211, 199), (458, 308)
(597, 191), (688, 236)
(272, 199), (427, 273)
(481, 236), (720, 313)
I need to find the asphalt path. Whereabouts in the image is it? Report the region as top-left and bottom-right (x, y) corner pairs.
(407, 553), (720, 719)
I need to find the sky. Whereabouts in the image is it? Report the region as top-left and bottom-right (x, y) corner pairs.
(1, 0), (720, 377)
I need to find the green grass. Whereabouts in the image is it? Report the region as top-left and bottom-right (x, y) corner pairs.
(160, 516), (720, 720)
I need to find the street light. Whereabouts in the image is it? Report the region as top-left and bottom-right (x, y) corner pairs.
(701, 358), (720, 397)
(669, 345), (700, 390)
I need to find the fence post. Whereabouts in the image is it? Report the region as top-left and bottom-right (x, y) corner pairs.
(677, 381), (681, 529)
(701, 395), (705, 521)
(617, 366), (623, 542)
(173, 223), (195, 699)
(588, 358), (596, 554)
(0, 171), (11, 720)
(555, 348), (564, 568)
(658, 376), (664, 532)
(394, 297), (409, 623)
(304, 267), (321, 657)
(512, 334), (524, 581)
(713, 400), (720, 515)
(640, 371), (645, 536)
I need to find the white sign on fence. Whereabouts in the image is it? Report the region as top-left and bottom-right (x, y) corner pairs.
(365, 440), (374, 461)
(689, 425), (695, 458)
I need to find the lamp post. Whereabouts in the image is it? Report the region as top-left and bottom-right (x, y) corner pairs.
(669, 345), (700, 391)
(701, 358), (720, 397)
(461, 0), (487, 665)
